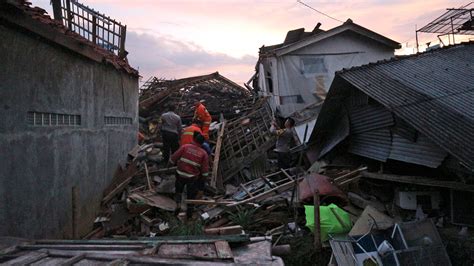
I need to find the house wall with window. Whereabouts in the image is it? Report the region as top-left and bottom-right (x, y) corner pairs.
(0, 21), (138, 238)
(261, 31), (395, 117)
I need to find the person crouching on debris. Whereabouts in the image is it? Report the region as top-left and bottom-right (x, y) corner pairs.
(160, 105), (182, 164)
(270, 117), (296, 169)
(170, 132), (209, 219)
(180, 119), (203, 146)
(193, 100), (212, 140)
(181, 120), (211, 155)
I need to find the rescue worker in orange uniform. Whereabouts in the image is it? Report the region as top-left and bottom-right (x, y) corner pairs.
(170, 132), (209, 219)
(193, 100), (212, 140)
(180, 119), (203, 146)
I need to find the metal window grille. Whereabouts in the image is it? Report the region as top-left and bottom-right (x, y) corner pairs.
(27, 112), (81, 126)
(54, 0), (127, 57)
(104, 116), (132, 125)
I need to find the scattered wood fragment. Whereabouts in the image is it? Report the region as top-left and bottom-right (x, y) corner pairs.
(204, 225), (243, 235)
(211, 121), (226, 190)
(185, 199), (236, 205)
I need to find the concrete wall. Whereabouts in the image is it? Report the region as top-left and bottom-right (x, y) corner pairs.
(0, 24), (138, 238)
(263, 31), (395, 116)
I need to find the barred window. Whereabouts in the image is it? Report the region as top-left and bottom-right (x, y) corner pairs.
(27, 111), (81, 126)
(104, 116), (132, 125)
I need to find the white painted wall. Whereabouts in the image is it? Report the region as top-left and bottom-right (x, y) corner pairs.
(262, 31), (395, 117)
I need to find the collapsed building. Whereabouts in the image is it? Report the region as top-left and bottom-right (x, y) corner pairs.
(1, 0), (472, 265)
(309, 42), (474, 232)
(0, 0), (138, 238)
(139, 72), (254, 121)
(251, 19), (401, 117)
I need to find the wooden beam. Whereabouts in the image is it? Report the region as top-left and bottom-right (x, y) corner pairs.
(211, 121), (226, 189)
(4, 251), (48, 265)
(333, 167), (368, 183)
(240, 183), (254, 198)
(143, 162), (153, 191)
(36, 234), (250, 245)
(227, 177), (302, 207)
(20, 244), (146, 251)
(60, 253), (86, 265)
(313, 192), (322, 250)
(185, 199), (236, 205)
(204, 226), (243, 235)
(102, 175), (134, 204)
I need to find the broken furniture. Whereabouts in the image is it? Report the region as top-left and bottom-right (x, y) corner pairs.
(329, 219), (452, 266)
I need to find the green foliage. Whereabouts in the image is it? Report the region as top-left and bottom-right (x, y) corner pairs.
(227, 206), (257, 229)
(165, 213), (204, 236)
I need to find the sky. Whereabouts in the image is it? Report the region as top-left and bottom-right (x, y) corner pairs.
(31, 0), (470, 85)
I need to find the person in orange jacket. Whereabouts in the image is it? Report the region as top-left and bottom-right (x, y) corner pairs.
(193, 100), (212, 140)
(180, 119), (203, 146)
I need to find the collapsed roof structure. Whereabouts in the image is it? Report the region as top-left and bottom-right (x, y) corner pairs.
(140, 72), (254, 120)
(310, 42), (474, 177)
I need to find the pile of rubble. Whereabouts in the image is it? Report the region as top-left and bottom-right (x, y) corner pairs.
(81, 84), (456, 264)
(139, 72), (255, 120)
(85, 97), (294, 238)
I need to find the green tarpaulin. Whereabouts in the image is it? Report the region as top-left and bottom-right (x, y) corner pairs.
(304, 203), (352, 242)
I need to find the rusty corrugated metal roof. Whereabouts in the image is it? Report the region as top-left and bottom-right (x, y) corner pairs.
(337, 42), (474, 170)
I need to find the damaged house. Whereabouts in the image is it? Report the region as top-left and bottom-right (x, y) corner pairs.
(252, 19), (400, 117)
(310, 42), (474, 226)
(139, 72), (253, 121)
(0, 0), (138, 238)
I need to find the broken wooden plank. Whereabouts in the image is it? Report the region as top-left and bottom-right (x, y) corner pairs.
(214, 241), (233, 259)
(103, 164), (138, 198)
(313, 192), (322, 251)
(185, 199), (236, 205)
(338, 175), (361, 186)
(37, 234), (250, 246)
(19, 244), (146, 251)
(143, 162), (153, 191)
(157, 243), (221, 260)
(227, 177), (303, 207)
(239, 183), (254, 198)
(102, 164), (138, 204)
(82, 227), (104, 240)
(280, 168), (294, 181)
(207, 217), (230, 229)
(333, 167), (367, 183)
(0, 245), (19, 255)
(59, 253), (86, 265)
(211, 121), (226, 190)
(128, 191), (177, 211)
(3, 250), (48, 265)
(204, 226), (243, 236)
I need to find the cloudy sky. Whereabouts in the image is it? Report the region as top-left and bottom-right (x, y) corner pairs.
(31, 0), (468, 84)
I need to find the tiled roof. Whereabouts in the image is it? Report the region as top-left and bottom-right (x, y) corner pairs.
(2, 0), (138, 76)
